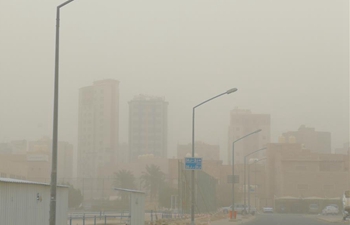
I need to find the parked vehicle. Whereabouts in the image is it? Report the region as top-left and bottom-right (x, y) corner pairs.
(263, 207), (274, 213)
(220, 205), (232, 214)
(308, 203), (319, 214)
(220, 204), (248, 215)
(322, 205), (339, 215)
(329, 204), (339, 210)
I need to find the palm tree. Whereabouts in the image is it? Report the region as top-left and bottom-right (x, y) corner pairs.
(114, 170), (136, 202)
(114, 169), (136, 189)
(141, 164), (165, 201)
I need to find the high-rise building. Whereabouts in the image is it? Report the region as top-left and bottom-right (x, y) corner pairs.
(282, 125), (331, 154)
(77, 79), (119, 199)
(227, 108), (270, 165)
(128, 95), (168, 161)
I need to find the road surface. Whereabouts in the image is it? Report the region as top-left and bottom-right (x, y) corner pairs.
(243, 213), (340, 225)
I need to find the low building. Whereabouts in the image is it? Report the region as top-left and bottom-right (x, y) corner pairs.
(282, 125), (331, 154)
(0, 154), (27, 180)
(335, 142), (350, 155)
(265, 142), (349, 208)
(0, 178), (68, 225)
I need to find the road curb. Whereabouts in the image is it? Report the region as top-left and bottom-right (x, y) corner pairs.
(316, 216), (347, 223)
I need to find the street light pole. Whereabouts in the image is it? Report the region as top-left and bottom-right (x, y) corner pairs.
(191, 88), (237, 225)
(244, 147), (266, 213)
(49, 1), (75, 225)
(249, 158), (266, 210)
(231, 129), (261, 218)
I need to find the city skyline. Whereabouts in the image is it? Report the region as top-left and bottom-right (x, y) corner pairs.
(0, 1), (348, 163)
(0, 0), (348, 224)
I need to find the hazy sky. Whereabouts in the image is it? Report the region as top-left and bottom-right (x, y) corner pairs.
(0, 0), (349, 161)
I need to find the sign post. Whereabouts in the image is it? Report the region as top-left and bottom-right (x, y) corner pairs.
(185, 157), (202, 170)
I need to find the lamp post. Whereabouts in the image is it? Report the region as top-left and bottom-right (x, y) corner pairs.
(231, 129), (261, 218)
(248, 157), (266, 211)
(191, 88), (237, 225)
(244, 147), (267, 213)
(49, 1), (76, 225)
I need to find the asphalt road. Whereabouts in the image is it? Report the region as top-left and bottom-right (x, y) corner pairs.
(243, 214), (335, 225)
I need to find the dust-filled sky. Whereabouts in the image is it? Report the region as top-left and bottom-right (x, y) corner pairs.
(0, 0), (349, 163)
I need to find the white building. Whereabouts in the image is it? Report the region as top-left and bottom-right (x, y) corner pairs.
(0, 178), (68, 225)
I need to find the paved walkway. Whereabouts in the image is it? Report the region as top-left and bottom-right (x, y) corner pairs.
(210, 215), (255, 225)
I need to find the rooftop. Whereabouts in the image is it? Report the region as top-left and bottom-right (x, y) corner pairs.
(0, 177), (68, 188)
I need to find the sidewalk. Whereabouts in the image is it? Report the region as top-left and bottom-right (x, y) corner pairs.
(316, 215), (348, 223)
(210, 214), (255, 225)
(302, 214), (350, 224)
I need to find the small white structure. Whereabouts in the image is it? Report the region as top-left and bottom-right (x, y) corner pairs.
(115, 188), (145, 225)
(0, 178), (68, 225)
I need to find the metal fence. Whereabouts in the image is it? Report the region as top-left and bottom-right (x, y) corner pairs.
(68, 212), (130, 225)
(67, 211), (188, 225)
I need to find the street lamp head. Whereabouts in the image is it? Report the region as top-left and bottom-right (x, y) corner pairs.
(226, 88), (238, 94)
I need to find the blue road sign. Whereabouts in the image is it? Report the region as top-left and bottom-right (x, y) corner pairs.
(184, 157), (202, 170)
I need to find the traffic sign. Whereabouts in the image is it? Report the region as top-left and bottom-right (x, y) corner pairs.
(184, 157), (202, 170)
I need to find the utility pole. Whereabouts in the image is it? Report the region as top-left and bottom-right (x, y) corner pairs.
(49, 1), (75, 225)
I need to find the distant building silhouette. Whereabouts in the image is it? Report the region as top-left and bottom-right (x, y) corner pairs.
(227, 108), (271, 165)
(128, 95), (168, 161)
(335, 142), (349, 155)
(177, 141), (220, 160)
(282, 125), (331, 154)
(0, 137), (73, 184)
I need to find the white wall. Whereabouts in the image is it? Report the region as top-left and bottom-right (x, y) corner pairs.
(0, 182), (68, 225)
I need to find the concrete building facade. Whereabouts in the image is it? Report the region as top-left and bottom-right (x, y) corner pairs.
(227, 108), (270, 165)
(265, 143), (349, 207)
(0, 137), (74, 184)
(0, 154), (27, 180)
(282, 125), (331, 154)
(128, 95), (168, 161)
(27, 137), (73, 183)
(77, 79), (119, 199)
(335, 142), (350, 155)
(0, 140), (27, 154)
